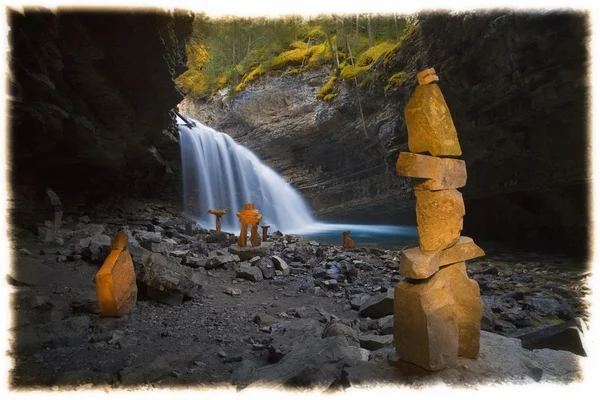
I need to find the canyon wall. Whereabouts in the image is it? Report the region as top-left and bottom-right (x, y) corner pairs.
(181, 12), (590, 258)
(8, 9), (193, 224)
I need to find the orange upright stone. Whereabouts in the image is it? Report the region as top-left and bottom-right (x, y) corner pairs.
(261, 225), (270, 242)
(208, 209), (227, 232)
(342, 231), (355, 249)
(96, 231), (137, 317)
(236, 204), (262, 247)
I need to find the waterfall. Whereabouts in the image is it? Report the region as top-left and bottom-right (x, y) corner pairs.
(177, 115), (317, 233)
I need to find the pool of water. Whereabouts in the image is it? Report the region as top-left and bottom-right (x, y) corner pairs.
(290, 223), (419, 250)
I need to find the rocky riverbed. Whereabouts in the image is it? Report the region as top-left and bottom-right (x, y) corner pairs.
(7, 200), (591, 390)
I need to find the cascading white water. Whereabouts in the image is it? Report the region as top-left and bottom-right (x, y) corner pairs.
(177, 115), (317, 232)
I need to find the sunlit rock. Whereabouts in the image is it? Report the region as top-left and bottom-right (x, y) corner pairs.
(396, 152), (466, 190)
(405, 70), (461, 157)
(415, 189), (465, 252)
(95, 231), (137, 317)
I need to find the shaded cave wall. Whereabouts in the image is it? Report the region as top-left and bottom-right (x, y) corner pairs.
(7, 9), (193, 226)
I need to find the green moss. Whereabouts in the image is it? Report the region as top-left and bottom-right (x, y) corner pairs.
(384, 70), (415, 92)
(356, 41), (396, 67)
(316, 75), (337, 99)
(323, 93), (336, 102)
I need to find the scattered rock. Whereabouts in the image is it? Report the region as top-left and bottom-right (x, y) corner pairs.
(322, 322), (360, 346)
(359, 334), (394, 351)
(359, 289), (394, 319)
(236, 264), (264, 282)
(229, 243), (271, 261)
(376, 315), (394, 335)
(271, 256), (290, 275)
(78, 234), (111, 265)
(11, 316), (91, 353)
(223, 288), (242, 296)
(137, 252), (203, 299)
(518, 319), (587, 357)
(253, 313), (277, 327)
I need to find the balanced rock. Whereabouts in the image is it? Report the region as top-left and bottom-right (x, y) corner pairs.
(415, 189), (465, 252)
(439, 236), (485, 267)
(399, 247), (440, 279)
(437, 262), (483, 358)
(396, 152), (466, 190)
(400, 236), (485, 279)
(404, 83), (461, 157)
(394, 274), (459, 370)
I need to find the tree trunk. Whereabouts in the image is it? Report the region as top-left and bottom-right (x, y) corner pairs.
(367, 13), (374, 47)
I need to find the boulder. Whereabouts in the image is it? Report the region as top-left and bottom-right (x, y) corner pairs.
(359, 289), (394, 319)
(404, 83), (462, 156)
(415, 189), (465, 252)
(359, 334), (394, 351)
(271, 256), (290, 276)
(205, 251), (238, 269)
(349, 293), (372, 310)
(137, 253), (203, 299)
(78, 234), (112, 265)
(268, 319), (324, 363)
(242, 336), (368, 392)
(255, 257), (275, 279)
(518, 319), (587, 357)
(396, 152), (466, 190)
(394, 275), (459, 370)
(229, 242), (271, 261)
(236, 264), (264, 282)
(322, 322), (360, 347)
(377, 315), (394, 335)
(136, 232), (162, 248)
(253, 313), (278, 327)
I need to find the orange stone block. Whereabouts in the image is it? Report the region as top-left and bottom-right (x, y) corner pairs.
(396, 152), (467, 190)
(96, 233), (137, 317)
(415, 189), (465, 252)
(394, 274), (459, 370)
(437, 262), (483, 358)
(343, 231), (355, 249)
(438, 236), (485, 267)
(404, 83), (461, 157)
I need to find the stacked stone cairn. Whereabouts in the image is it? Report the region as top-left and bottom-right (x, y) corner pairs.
(393, 68), (485, 371)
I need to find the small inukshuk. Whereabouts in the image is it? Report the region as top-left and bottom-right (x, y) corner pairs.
(208, 209), (227, 232)
(393, 68), (485, 371)
(236, 203), (262, 247)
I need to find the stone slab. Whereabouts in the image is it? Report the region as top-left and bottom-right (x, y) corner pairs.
(396, 152), (467, 190)
(415, 188), (465, 252)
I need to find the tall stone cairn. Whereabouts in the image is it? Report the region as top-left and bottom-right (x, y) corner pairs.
(393, 68), (485, 371)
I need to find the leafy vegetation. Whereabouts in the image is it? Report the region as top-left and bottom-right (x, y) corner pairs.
(176, 14), (420, 101)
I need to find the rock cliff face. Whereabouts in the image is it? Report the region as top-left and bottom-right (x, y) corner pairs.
(181, 12), (590, 258)
(8, 9), (192, 222)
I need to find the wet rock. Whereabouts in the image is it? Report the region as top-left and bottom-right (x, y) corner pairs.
(511, 274), (534, 283)
(229, 242), (271, 261)
(12, 316), (91, 352)
(359, 289), (394, 319)
(518, 319), (587, 356)
(322, 322), (360, 346)
(482, 266), (499, 275)
(236, 264), (264, 282)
